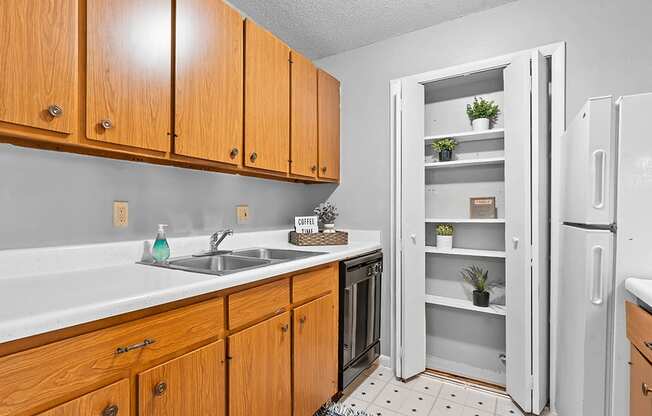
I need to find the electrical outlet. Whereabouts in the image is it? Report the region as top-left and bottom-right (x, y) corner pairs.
(236, 205), (249, 225)
(113, 201), (129, 228)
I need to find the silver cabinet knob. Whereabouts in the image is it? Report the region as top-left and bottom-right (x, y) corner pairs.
(230, 148), (239, 159)
(250, 152), (258, 162)
(47, 104), (63, 118)
(299, 316), (307, 324)
(643, 383), (652, 396)
(281, 323), (289, 332)
(321, 166), (327, 173)
(154, 381), (167, 396)
(311, 165), (317, 173)
(101, 119), (113, 129)
(102, 405), (119, 416)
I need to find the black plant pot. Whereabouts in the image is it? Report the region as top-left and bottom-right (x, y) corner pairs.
(439, 150), (453, 162)
(473, 290), (490, 307)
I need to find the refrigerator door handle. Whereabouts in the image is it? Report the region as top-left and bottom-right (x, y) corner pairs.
(592, 149), (607, 209)
(589, 245), (604, 305)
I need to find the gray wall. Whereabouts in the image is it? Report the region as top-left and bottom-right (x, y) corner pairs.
(0, 144), (335, 249)
(315, 0), (652, 355)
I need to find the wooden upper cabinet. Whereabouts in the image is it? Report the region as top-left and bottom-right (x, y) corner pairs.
(139, 341), (225, 416)
(175, 0), (243, 165)
(290, 51), (318, 178)
(293, 295), (338, 416)
(0, 0), (77, 134)
(317, 70), (341, 181)
(229, 312), (291, 416)
(86, 0), (171, 152)
(244, 20), (290, 174)
(37, 379), (129, 416)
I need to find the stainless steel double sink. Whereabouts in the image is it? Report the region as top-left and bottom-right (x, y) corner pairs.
(139, 248), (326, 276)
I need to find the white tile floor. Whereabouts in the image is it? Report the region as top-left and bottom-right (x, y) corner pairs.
(340, 365), (526, 416)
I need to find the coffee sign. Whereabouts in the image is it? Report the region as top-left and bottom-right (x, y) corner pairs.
(295, 216), (319, 234)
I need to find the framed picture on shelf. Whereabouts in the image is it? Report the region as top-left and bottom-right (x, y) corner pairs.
(469, 197), (497, 219)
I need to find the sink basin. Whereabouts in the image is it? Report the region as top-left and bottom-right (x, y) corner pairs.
(233, 248), (325, 261)
(146, 254), (271, 275)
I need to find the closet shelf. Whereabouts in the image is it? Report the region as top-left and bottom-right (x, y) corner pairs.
(425, 294), (506, 316)
(424, 128), (505, 143)
(425, 157), (505, 169)
(425, 246), (506, 258)
(425, 218), (505, 224)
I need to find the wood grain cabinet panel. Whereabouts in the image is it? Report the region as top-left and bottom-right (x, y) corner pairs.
(139, 340), (225, 416)
(175, 0), (243, 164)
(228, 278), (290, 329)
(293, 295), (338, 416)
(228, 312), (292, 416)
(37, 379), (130, 416)
(290, 51), (318, 178)
(244, 20), (290, 173)
(0, 298), (222, 416)
(317, 70), (341, 181)
(627, 302), (652, 364)
(86, 0), (171, 152)
(631, 345), (652, 416)
(0, 0), (77, 134)
(292, 263), (338, 303)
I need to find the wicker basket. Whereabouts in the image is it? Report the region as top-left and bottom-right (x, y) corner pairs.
(289, 231), (348, 246)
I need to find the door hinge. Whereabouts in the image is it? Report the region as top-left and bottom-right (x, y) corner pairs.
(528, 375), (535, 391)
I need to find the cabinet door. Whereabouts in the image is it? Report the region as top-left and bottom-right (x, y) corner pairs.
(293, 295), (338, 416)
(86, 0), (171, 152)
(290, 51), (318, 178)
(175, 0), (243, 164)
(229, 312), (291, 416)
(38, 379), (129, 416)
(0, 0), (77, 133)
(317, 69), (340, 181)
(139, 340), (225, 416)
(244, 20), (290, 173)
(631, 345), (652, 416)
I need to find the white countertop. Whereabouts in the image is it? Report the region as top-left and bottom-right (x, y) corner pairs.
(626, 278), (652, 308)
(0, 229), (381, 344)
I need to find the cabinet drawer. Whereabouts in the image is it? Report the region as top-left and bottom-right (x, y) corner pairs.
(627, 302), (652, 363)
(228, 278), (290, 329)
(0, 298), (223, 416)
(38, 379), (130, 416)
(631, 345), (652, 415)
(292, 263), (338, 303)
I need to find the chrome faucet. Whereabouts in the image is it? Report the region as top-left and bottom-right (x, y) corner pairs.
(193, 229), (234, 257)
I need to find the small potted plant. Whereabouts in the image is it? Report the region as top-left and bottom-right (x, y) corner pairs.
(436, 224), (454, 250)
(432, 138), (457, 162)
(466, 97), (500, 131)
(460, 265), (491, 307)
(314, 201), (339, 233)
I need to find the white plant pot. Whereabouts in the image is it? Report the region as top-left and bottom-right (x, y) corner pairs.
(323, 223), (336, 233)
(436, 235), (453, 250)
(472, 118), (490, 131)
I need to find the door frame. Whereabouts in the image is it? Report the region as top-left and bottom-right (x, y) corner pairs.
(389, 41), (565, 407)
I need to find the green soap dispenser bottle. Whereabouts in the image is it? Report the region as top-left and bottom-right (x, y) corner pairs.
(152, 224), (170, 263)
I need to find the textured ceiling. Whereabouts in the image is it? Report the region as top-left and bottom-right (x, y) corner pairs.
(228, 0), (518, 59)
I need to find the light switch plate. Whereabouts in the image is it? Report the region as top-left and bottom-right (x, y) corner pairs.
(236, 205), (249, 224)
(113, 201), (128, 228)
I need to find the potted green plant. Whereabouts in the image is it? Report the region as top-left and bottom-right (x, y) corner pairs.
(466, 97), (500, 131)
(460, 265), (491, 307)
(436, 224), (454, 250)
(431, 138), (457, 162)
(314, 201), (339, 233)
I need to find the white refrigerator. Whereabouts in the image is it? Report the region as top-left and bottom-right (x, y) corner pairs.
(555, 93), (652, 416)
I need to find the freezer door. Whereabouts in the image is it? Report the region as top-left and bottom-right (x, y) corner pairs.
(555, 225), (613, 416)
(561, 96), (616, 225)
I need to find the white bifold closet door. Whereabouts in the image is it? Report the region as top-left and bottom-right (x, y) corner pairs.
(504, 51), (549, 415)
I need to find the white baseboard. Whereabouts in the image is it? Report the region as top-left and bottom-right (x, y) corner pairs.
(378, 354), (392, 369)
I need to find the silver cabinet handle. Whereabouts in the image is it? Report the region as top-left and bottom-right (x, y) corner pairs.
(101, 119), (113, 129)
(115, 338), (155, 355)
(281, 323), (289, 332)
(250, 152), (258, 162)
(311, 165), (317, 173)
(321, 166), (327, 173)
(47, 104), (63, 118)
(645, 341), (652, 350)
(102, 405), (119, 416)
(230, 148), (239, 159)
(154, 381), (167, 396)
(643, 383), (652, 396)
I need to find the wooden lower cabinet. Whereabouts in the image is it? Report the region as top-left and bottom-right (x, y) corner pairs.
(139, 340), (225, 416)
(293, 294), (338, 416)
(37, 379), (129, 416)
(631, 345), (652, 415)
(228, 311), (292, 416)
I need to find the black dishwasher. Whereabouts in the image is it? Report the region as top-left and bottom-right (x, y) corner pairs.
(339, 250), (382, 390)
